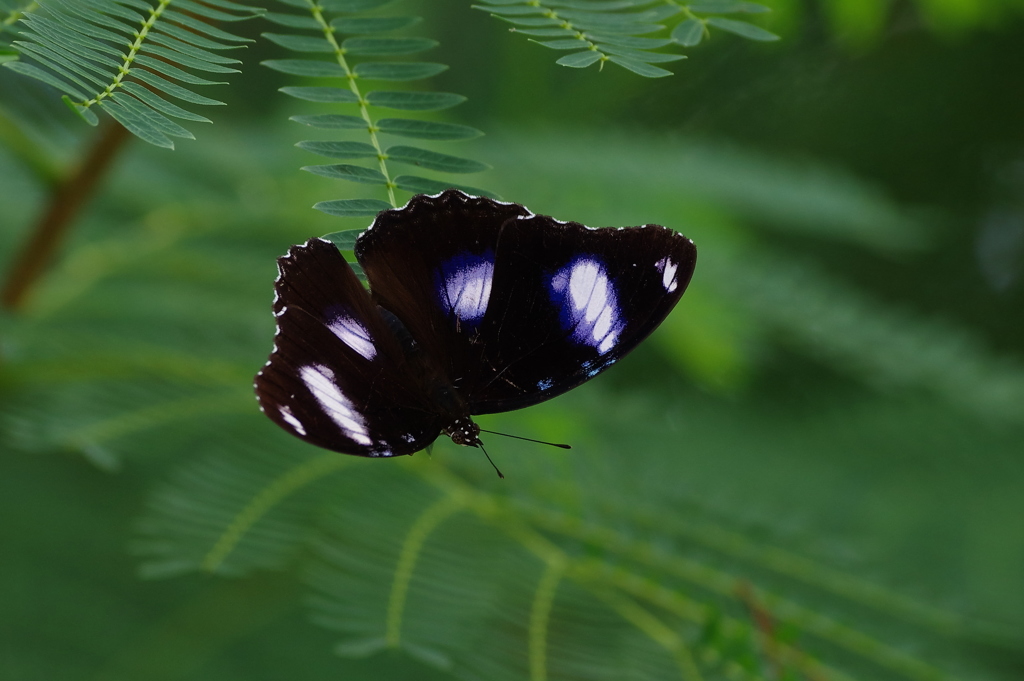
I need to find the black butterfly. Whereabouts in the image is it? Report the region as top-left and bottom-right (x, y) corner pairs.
(254, 190), (696, 468)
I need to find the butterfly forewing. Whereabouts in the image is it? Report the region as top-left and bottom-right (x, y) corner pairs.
(466, 215), (695, 413)
(255, 238), (443, 456)
(355, 191), (697, 415)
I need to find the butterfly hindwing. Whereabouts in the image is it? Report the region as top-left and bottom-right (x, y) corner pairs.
(255, 238), (443, 456)
(355, 191), (696, 415)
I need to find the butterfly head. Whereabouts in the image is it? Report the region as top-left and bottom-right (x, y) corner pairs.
(445, 416), (483, 448)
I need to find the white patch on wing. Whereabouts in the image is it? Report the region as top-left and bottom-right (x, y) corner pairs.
(550, 257), (623, 355)
(440, 255), (494, 323)
(300, 364), (372, 446)
(328, 314), (376, 360)
(655, 256), (678, 293)
(279, 405), (307, 436)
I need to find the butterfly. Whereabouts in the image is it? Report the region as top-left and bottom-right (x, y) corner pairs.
(254, 190), (696, 472)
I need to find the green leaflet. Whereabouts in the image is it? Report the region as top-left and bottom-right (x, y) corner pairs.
(599, 44), (686, 63)
(556, 50), (603, 68)
(353, 61), (448, 81)
(672, 18), (705, 47)
(342, 37), (438, 56)
(509, 27), (578, 37)
(688, 0), (770, 13)
(331, 16), (422, 34)
(263, 33), (335, 54)
(316, 200), (393, 217)
(473, 3), (548, 15)
(705, 16), (780, 41)
(297, 140), (379, 160)
(279, 86), (360, 103)
(263, 11), (320, 29)
(3, 60), (88, 99)
(385, 146), (490, 173)
(606, 53), (674, 77)
(365, 91), (466, 111)
(534, 38), (589, 50)
(303, 163), (389, 185)
(290, 114), (368, 129)
(376, 119), (483, 140)
(320, 0), (394, 11)
(262, 59), (347, 78)
(322, 228), (367, 248)
(394, 175), (497, 198)
(585, 33), (673, 49)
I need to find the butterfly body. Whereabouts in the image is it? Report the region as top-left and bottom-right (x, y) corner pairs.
(255, 190), (696, 458)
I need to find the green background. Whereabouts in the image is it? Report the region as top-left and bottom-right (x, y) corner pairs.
(1, 1), (1022, 680)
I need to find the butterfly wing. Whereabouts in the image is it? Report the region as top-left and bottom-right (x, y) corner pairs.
(354, 190), (529, 390)
(254, 238), (443, 456)
(355, 190), (696, 415)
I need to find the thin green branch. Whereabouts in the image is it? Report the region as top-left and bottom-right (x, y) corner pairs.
(528, 558), (565, 681)
(524, 508), (953, 681)
(385, 494), (465, 648)
(202, 452), (353, 573)
(415, 462), (709, 680)
(573, 560), (846, 681)
(589, 587), (705, 681)
(416, 461), (954, 681)
(534, 498), (967, 637)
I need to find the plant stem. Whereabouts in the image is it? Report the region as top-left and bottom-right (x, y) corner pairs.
(1, 121), (131, 310)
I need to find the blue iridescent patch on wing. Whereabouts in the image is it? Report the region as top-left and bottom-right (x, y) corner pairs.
(435, 250), (495, 329)
(548, 256), (626, 355)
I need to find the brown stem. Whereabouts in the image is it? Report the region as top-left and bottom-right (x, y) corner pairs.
(1, 120), (131, 310)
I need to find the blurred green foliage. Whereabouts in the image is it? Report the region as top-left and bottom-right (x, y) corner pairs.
(2, 1), (1023, 680)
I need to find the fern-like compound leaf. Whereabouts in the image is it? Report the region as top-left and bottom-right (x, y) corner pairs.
(2, 0), (261, 148)
(475, 0), (779, 77)
(262, 0), (490, 214)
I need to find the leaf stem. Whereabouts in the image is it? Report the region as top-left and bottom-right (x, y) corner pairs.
(1, 120), (131, 310)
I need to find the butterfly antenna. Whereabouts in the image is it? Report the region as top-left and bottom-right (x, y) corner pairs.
(477, 442), (505, 479)
(479, 429), (572, 449)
